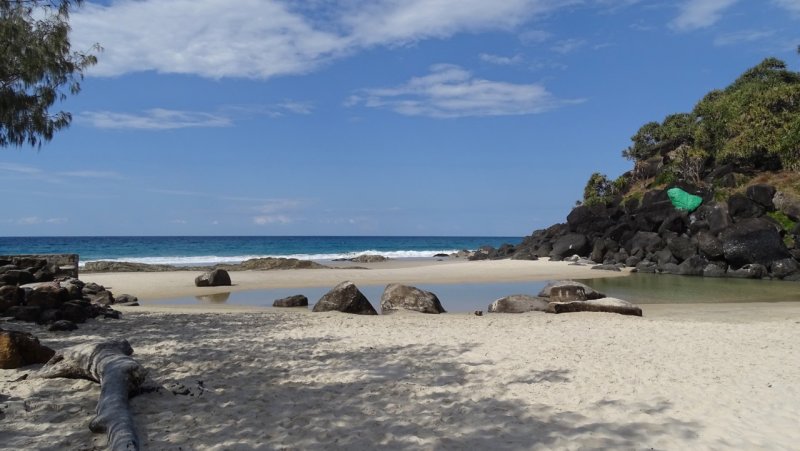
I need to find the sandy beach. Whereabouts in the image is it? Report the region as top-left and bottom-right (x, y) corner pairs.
(2, 260), (799, 450)
(78, 259), (631, 302)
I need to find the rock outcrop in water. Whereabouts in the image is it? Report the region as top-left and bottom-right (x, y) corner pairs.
(84, 257), (327, 273)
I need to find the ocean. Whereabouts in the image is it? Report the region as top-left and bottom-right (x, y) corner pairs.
(0, 235), (521, 266)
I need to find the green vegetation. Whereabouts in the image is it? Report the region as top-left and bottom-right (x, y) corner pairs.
(1, 0), (97, 148)
(768, 210), (797, 233)
(583, 57), (800, 205)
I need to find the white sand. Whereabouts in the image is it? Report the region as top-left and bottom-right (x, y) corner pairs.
(2, 261), (799, 449)
(2, 302), (799, 450)
(80, 259), (631, 301)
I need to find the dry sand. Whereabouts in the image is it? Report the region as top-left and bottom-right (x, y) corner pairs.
(79, 259), (631, 301)
(1, 261), (799, 450)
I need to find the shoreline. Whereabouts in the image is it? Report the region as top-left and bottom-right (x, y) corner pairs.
(81, 258), (631, 302)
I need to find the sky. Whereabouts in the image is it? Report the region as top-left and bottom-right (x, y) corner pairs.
(1, 0), (799, 237)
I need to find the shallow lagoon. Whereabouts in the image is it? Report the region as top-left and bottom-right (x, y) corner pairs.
(155, 273), (800, 312)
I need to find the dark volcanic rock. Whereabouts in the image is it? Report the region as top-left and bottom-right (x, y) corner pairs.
(313, 281), (377, 315)
(770, 258), (799, 279)
(693, 202), (732, 234)
(721, 218), (791, 269)
(0, 330), (56, 369)
(0, 285), (23, 312)
(696, 231), (724, 260)
(195, 269), (232, 287)
(635, 261), (657, 273)
(667, 236), (697, 262)
(6, 305), (41, 322)
(677, 255), (707, 276)
(727, 264), (768, 279)
(488, 295), (549, 313)
(591, 264), (622, 272)
(273, 295), (309, 308)
(27, 284), (69, 310)
(703, 262), (727, 277)
(115, 294), (139, 305)
(380, 284), (445, 314)
(746, 184), (776, 210)
(626, 231), (665, 255)
(549, 233), (590, 260)
(88, 290), (115, 305)
(728, 193), (765, 220)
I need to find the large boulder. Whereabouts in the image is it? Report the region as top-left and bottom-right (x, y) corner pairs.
(488, 295), (549, 313)
(696, 231), (724, 260)
(0, 269), (35, 286)
(720, 218), (791, 269)
(693, 202), (731, 234)
(312, 281), (377, 315)
(194, 269), (232, 287)
(547, 298), (642, 317)
(677, 255), (707, 276)
(727, 264), (768, 279)
(667, 235), (697, 262)
(27, 284), (69, 310)
(728, 193), (764, 220)
(538, 280), (605, 300)
(380, 284), (445, 314)
(273, 295), (309, 308)
(746, 184), (776, 210)
(0, 329), (55, 369)
(549, 234), (590, 260)
(625, 231), (665, 255)
(770, 258), (799, 279)
(0, 285), (23, 313)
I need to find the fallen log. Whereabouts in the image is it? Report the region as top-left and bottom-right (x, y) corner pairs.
(37, 339), (147, 451)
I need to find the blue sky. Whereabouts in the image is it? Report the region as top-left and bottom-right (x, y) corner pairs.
(1, 0), (799, 237)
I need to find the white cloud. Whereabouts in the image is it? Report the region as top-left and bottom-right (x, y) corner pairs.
(479, 53), (524, 65)
(714, 29), (775, 46)
(254, 215), (292, 225)
(58, 170), (125, 179)
(551, 38), (587, 54)
(79, 109), (232, 130)
(70, 0), (568, 79)
(170, 219), (188, 224)
(347, 64), (581, 118)
(773, 0), (800, 14)
(670, 0), (739, 31)
(0, 163), (42, 175)
(519, 29), (553, 45)
(46, 218), (69, 224)
(18, 217), (42, 225)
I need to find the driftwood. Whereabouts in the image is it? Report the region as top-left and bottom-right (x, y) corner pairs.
(37, 339), (147, 451)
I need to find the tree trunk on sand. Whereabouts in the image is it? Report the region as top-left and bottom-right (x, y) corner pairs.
(37, 339), (147, 451)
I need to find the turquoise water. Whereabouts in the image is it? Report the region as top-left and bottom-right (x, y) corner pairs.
(159, 274), (800, 312)
(0, 235), (520, 266)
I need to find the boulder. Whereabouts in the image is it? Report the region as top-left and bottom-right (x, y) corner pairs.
(538, 280), (605, 300)
(693, 202), (731, 234)
(115, 294), (139, 305)
(549, 233), (590, 261)
(746, 184), (776, 210)
(48, 320), (78, 332)
(702, 262), (727, 277)
(721, 218), (791, 269)
(547, 298), (642, 317)
(625, 231), (664, 255)
(61, 278), (85, 300)
(488, 295), (549, 313)
(61, 301), (92, 323)
(635, 261), (657, 273)
(349, 254), (389, 263)
(6, 305), (41, 322)
(380, 284), (445, 314)
(653, 249), (676, 266)
(195, 269), (232, 287)
(728, 193), (764, 220)
(273, 295), (309, 308)
(550, 285), (587, 301)
(27, 284), (69, 310)
(0, 285), (23, 312)
(696, 231), (724, 260)
(82, 282), (105, 295)
(88, 290), (115, 305)
(38, 308), (63, 324)
(667, 235), (697, 262)
(591, 264), (622, 272)
(0, 329), (55, 369)
(677, 255), (707, 276)
(770, 258), (799, 279)
(468, 246), (495, 261)
(773, 191), (800, 221)
(312, 281), (377, 315)
(0, 269), (35, 286)
(727, 264), (768, 279)
(660, 262), (680, 275)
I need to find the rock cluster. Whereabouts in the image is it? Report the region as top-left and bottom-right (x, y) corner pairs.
(85, 257), (328, 273)
(481, 184), (800, 281)
(489, 280), (641, 317)
(1, 258), (126, 328)
(0, 329), (55, 369)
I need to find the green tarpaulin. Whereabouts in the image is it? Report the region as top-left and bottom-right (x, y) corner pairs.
(667, 187), (703, 212)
